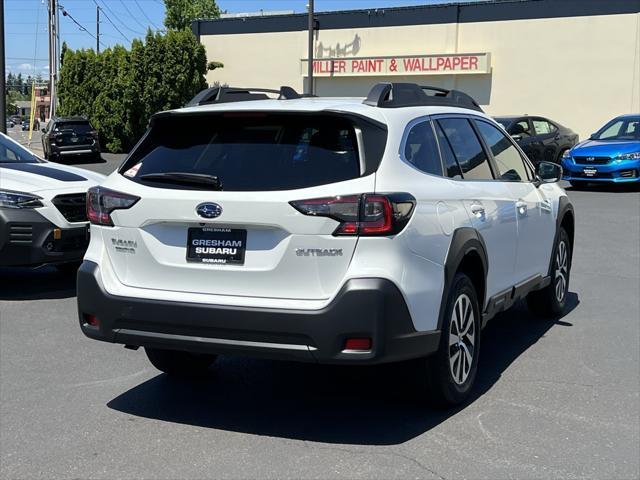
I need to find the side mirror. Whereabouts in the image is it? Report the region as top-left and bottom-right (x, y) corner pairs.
(511, 134), (523, 142)
(536, 161), (562, 184)
(589, 133), (597, 140)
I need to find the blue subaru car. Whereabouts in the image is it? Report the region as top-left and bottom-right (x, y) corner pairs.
(562, 114), (640, 186)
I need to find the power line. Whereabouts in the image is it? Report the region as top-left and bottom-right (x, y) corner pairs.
(118, 0), (150, 32)
(96, 0), (144, 36)
(92, 0), (131, 42)
(132, 0), (161, 30)
(58, 3), (103, 46)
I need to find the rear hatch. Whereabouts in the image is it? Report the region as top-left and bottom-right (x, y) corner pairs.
(54, 120), (95, 147)
(102, 111), (386, 301)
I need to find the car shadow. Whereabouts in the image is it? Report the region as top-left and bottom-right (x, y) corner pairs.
(107, 293), (579, 445)
(567, 183), (640, 193)
(0, 266), (77, 300)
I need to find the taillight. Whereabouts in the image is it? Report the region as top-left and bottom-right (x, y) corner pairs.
(290, 193), (415, 236)
(87, 186), (140, 226)
(90, 130), (99, 139)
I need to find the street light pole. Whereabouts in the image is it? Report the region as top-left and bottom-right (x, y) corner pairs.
(307, 0), (314, 96)
(0, 0), (6, 134)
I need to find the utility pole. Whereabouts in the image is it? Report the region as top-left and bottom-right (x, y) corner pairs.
(48, 0), (57, 119)
(0, 0), (6, 134)
(307, 0), (314, 96)
(96, 5), (100, 53)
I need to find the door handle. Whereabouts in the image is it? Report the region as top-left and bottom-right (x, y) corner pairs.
(470, 204), (486, 220)
(516, 200), (527, 215)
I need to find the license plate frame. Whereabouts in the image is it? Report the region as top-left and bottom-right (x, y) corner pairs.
(583, 167), (597, 177)
(186, 227), (247, 265)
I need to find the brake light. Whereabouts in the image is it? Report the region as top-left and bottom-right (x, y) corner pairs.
(290, 193), (415, 236)
(87, 186), (140, 226)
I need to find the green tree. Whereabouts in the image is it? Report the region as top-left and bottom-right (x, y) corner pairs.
(163, 0), (220, 31)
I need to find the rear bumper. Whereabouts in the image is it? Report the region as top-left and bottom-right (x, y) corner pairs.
(77, 261), (440, 365)
(50, 143), (100, 157)
(0, 208), (89, 267)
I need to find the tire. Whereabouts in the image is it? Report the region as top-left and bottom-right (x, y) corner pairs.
(527, 227), (571, 318)
(556, 148), (569, 164)
(145, 347), (217, 378)
(419, 273), (481, 407)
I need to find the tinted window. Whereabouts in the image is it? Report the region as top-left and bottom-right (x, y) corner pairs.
(437, 118), (493, 180)
(532, 119), (555, 135)
(475, 120), (530, 182)
(122, 114), (362, 191)
(55, 121), (93, 134)
(404, 121), (442, 176)
(434, 122), (463, 179)
(511, 120), (532, 137)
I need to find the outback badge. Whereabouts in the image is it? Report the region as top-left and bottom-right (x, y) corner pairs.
(196, 202), (222, 219)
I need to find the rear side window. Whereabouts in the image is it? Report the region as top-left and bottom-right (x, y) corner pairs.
(474, 120), (530, 182)
(437, 118), (494, 181)
(403, 121), (442, 176)
(434, 122), (463, 179)
(122, 114), (364, 191)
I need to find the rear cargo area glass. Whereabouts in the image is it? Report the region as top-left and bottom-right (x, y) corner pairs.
(122, 114), (362, 191)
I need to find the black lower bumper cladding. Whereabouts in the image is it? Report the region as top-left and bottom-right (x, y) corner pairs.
(0, 208), (89, 267)
(77, 261), (440, 365)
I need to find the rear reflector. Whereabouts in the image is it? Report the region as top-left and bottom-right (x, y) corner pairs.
(344, 338), (372, 351)
(290, 193), (415, 237)
(83, 314), (100, 328)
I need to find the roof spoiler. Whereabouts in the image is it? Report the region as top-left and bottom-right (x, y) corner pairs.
(186, 86), (303, 107)
(363, 83), (483, 112)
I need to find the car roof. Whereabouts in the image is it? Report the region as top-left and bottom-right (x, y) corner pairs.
(52, 116), (90, 122)
(613, 113), (640, 120)
(169, 96), (489, 126)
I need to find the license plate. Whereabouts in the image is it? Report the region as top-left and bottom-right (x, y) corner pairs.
(583, 167), (597, 177)
(187, 227), (246, 265)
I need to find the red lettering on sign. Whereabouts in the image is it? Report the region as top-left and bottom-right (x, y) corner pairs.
(470, 56), (479, 70)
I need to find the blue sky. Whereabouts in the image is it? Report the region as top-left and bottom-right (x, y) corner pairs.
(4, 0), (467, 78)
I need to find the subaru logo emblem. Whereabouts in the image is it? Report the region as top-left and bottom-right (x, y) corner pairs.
(196, 202), (222, 219)
(586, 157), (595, 162)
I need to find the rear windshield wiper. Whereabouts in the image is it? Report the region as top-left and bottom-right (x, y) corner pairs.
(138, 172), (223, 190)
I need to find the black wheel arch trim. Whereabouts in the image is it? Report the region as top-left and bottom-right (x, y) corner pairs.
(550, 195), (575, 277)
(437, 227), (488, 331)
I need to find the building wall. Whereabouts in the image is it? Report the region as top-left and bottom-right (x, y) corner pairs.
(199, 9), (640, 138)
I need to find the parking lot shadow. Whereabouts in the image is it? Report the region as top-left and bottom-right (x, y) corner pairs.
(0, 266), (77, 300)
(107, 293), (579, 445)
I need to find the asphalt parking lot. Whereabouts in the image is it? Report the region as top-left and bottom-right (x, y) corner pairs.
(1, 154), (639, 479)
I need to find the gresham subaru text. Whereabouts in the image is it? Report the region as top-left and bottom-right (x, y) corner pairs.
(77, 83), (574, 406)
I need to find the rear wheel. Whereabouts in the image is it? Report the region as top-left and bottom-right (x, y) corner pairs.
(417, 273), (481, 407)
(527, 227), (571, 318)
(145, 347), (217, 378)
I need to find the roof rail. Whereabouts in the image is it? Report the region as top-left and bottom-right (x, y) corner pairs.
(363, 83), (483, 112)
(186, 85), (302, 107)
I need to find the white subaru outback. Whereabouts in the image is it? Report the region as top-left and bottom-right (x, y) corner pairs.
(78, 83), (574, 406)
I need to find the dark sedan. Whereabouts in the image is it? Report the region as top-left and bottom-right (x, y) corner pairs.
(494, 115), (578, 164)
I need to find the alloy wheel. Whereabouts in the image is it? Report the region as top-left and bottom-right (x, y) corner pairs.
(449, 293), (475, 385)
(555, 240), (568, 302)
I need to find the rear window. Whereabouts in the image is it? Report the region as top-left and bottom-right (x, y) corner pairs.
(54, 121), (93, 134)
(121, 113), (365, 191)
